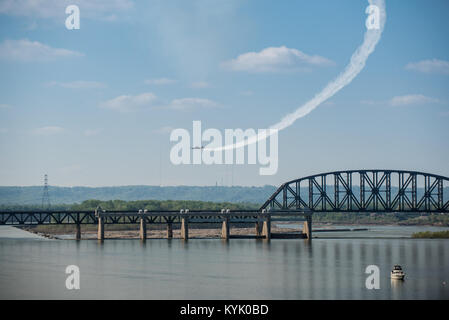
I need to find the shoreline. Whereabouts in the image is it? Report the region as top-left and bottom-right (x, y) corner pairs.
(19, 222), (449, 240)
(23, 225), (303, 240)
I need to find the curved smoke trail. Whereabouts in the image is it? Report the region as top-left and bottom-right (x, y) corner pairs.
(213, 0), (386, 152)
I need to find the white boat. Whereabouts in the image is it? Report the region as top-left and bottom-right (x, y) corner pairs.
(391, 265), (405, 280)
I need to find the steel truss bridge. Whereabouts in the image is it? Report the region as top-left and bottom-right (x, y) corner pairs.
(0, 210), (281, 226)
(0, 170), (448, 240)
(261, 170), (449, 213)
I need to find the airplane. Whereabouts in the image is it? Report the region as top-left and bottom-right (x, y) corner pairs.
(191, 146), (205, 150)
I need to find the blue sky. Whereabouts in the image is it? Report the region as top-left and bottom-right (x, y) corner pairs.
(0, 0), (448, 187)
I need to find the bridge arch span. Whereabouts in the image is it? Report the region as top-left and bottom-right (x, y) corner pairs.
(261, 169), (449, 213)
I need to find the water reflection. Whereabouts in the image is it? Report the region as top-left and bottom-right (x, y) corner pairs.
(0, 234), (448, 299)
(391, 278), (405, 300)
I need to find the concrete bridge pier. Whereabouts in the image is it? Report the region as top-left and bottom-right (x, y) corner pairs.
(221, 217), (230, 240)
(181, 217), (189, 240)
(97, 216), (105, 241)
(262, 215), (271, 240)
(167, 222), (173, 239)
(139, 217), (147, 241)
(255, 219), (263, 237)
(303, 215), (312, 240)
(75, 223), (81, 241)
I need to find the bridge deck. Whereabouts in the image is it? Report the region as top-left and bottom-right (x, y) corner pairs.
(0, 209), (312, 225)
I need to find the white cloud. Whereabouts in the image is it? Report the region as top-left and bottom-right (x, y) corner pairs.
(221, 46), (334, 73)
(190, 81), (211, 89)
(0, 39), (83, 62)
(0, 104), (12, 109)
(34, 126), (64, 135)
(405, 59), (449, 75)
(389, 94), (440, 107)
(99, 93), (217, 112)
(100, 92), (157, 112)
(46, 81), (106, 89)
(0, 0), (133, 21)
(166, 98), (218, 111)
(145, 78), (177, 85)
(362, 95), (441, 107)
(84, 128), (102, 137)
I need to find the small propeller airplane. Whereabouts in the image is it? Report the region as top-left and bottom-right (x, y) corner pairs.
(191, 146), (205, 150)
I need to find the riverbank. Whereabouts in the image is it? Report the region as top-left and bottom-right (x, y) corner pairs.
(412, 230), (449, 239)
(19, 222), (449, 240)
(21, 224), (303, 240)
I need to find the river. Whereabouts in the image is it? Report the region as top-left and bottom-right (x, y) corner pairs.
(0, 225), (448, 299)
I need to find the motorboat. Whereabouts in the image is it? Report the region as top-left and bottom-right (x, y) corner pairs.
(391, 265), (405, 280)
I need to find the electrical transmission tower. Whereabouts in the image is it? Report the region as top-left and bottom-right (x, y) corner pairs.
(42, 174), (51, 209)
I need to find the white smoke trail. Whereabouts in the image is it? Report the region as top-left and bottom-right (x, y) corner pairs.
(213, 0), (386, 152)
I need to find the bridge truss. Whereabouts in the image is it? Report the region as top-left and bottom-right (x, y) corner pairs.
(261, 170), (449, 213)
(0, 210), (295, 225)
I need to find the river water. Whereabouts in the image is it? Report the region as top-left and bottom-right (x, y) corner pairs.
(0, 225), (448, 299)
